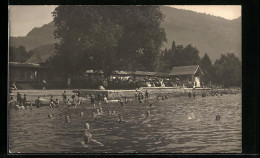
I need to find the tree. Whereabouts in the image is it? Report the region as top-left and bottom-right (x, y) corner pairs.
(171, 40), (176, 53)
(9, 45), (32, 62)
(52, 5), (166, 76)
(169, 44), (201, 67)
(200, 53), (214, 83)
(214, 53), (241, 87)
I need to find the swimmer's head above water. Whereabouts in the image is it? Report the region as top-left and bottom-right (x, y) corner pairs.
(146, 111), (150, 117)
(84, 123), (90, 130)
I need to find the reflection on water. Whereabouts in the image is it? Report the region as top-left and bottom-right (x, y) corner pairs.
(8, 94), (241, 153)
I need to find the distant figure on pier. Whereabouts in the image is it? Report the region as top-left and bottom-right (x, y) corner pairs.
(62, 91), (67, 102)
(35, 96), (41, 108)
(193, 92), (196, 97)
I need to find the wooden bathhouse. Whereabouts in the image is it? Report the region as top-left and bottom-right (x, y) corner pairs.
(169, 65), (204, 87)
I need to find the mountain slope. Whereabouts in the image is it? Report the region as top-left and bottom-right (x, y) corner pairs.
(9, 21), (59, 51)
(160, 6), (241, 61)
(25, 44), (55, 64)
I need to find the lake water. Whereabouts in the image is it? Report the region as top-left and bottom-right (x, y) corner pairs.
(8, 93), (241, 153)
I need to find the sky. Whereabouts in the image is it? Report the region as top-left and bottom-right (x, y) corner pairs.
(9, 5), (241, 37)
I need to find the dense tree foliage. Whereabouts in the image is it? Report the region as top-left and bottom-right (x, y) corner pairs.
(51, 5), (166, 76)
(214, 53), (241, 87)
(157, 41), (201, 72)
(9, 46), (32, 62)
(200, 53), (214, 84)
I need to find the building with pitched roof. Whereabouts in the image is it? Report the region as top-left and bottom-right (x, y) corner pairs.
(169, 65), (204, 87)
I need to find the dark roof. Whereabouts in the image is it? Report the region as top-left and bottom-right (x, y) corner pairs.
(133, 71), (157, 76)
(169, 65), (203, 76)
(154, 72), (169, 77)
(114, 71), (132, 75)
(9, 62), (40, 68)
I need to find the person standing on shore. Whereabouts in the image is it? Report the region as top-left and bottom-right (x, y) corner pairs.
(90, 95), (95, 104)
(62, 91), (67, 102)
(145, 90), (149, 102)
(22, 94), (27, 108)
(35, 96), (41, 108)
(16, 92), (22, 106)
(9, 97), (16, 109)
(50, 95), (55, 108)
(98, 93), (102, 104)
(77, 91), (81, 101)
(134, 89), (138, 100)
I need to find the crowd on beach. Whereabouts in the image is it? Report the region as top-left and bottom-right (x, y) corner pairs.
(73, 76), (175, 89)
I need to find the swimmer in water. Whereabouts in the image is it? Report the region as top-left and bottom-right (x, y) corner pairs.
(65, 115), (70, 123)
(81, 123), (103, 147)
(92, 112), (96, 118)
(118, 115), (124, 123)
(96, 109), (101, 115)
(146, 111), (150, 117)
(216, 115), (221, 120)
(99, 108), (103, 113)
(48, 114), (53, 119)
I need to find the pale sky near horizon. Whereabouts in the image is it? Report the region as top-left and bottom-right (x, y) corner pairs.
(9, 5), (241, 37)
